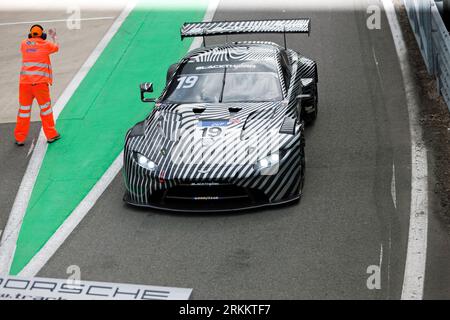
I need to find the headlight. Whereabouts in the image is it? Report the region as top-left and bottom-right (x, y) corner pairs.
(257, 153), (279, 169)
(134, 153), (157, 171)
(256, 153), (280, 175)
(259, 158), (270, 169)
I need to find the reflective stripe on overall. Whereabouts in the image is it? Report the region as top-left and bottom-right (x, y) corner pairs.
(14, 83), (58, 142)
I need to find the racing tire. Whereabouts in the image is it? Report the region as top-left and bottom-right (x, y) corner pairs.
(444, 0), (450, 31)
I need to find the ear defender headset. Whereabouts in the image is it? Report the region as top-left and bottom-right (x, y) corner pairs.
(28, 24), (47, 40)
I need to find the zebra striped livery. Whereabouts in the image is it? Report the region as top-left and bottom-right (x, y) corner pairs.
(181, 19), (311, 38)
(123, 28), (318, 212)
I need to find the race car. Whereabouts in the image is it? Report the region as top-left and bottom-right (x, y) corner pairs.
(123, 19), (318, 212)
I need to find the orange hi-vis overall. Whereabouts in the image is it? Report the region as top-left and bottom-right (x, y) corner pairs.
(14, 37), (59, 142)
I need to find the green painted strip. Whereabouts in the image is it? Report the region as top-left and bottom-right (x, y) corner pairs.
(10, 0), (209, 275)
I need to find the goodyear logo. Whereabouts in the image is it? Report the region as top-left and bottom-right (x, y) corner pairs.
(194, 196), (219, 200)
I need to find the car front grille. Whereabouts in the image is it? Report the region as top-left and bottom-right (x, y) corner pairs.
(149, 184), (268, 211)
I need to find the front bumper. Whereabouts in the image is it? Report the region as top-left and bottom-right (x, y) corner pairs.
(123, 186), (300, 213)
(123, 141), (303, 212)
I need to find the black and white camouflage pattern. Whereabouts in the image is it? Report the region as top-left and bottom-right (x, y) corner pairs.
(181, 19), (311, 39)
(123, 41), (317, 211)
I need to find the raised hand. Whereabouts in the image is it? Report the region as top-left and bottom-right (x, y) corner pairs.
(48, 28), (57, 40)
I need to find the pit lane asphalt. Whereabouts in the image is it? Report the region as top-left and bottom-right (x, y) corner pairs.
(38, 2), (415, 299)
(0, 10), (119, 260)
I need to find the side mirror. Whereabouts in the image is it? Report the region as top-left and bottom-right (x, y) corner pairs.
(140, 82), (155, 103)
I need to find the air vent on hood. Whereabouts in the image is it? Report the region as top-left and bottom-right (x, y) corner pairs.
(157, 111), (181, 142)
(228, 106), (242, 113)
(129, 120), (145, 137)
(193, 107), (206, 114)
(242, 109), (274, 131)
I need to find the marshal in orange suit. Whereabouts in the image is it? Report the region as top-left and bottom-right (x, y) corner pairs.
(14, 24), (61, 146)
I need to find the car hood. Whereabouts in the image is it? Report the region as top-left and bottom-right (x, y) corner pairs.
(143, 102), (286, 167)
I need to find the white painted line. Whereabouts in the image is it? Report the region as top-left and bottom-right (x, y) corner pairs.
(0, 17), (115, 27)
(0, 1), (136, 276)
(17, 0), (221, 277)
(187, 0), (220, 51)
(53, 3), (135, 120)
(391, 162), (397, 209)
(382, 0), (429, 300)
(26, 138), (35, 158)
(19, 153), (123, 276)
(0, 135), (48, 275)
(372, 46), (380, 66)
(372, 46), (384, 85)
(379, 243), (383, 268)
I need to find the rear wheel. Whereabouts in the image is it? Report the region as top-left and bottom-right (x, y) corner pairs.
(444, 0), (450, 31)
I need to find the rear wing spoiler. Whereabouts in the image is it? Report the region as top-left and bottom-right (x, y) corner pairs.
(180, 19), (311, 48)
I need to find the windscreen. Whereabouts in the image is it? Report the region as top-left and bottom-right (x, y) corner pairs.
(163, 60), (283, 104)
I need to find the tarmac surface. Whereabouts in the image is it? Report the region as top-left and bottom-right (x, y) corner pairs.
(38, 3), (411, 299)
(1, 1), (449, 299)
(0, 9), (119, 257)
